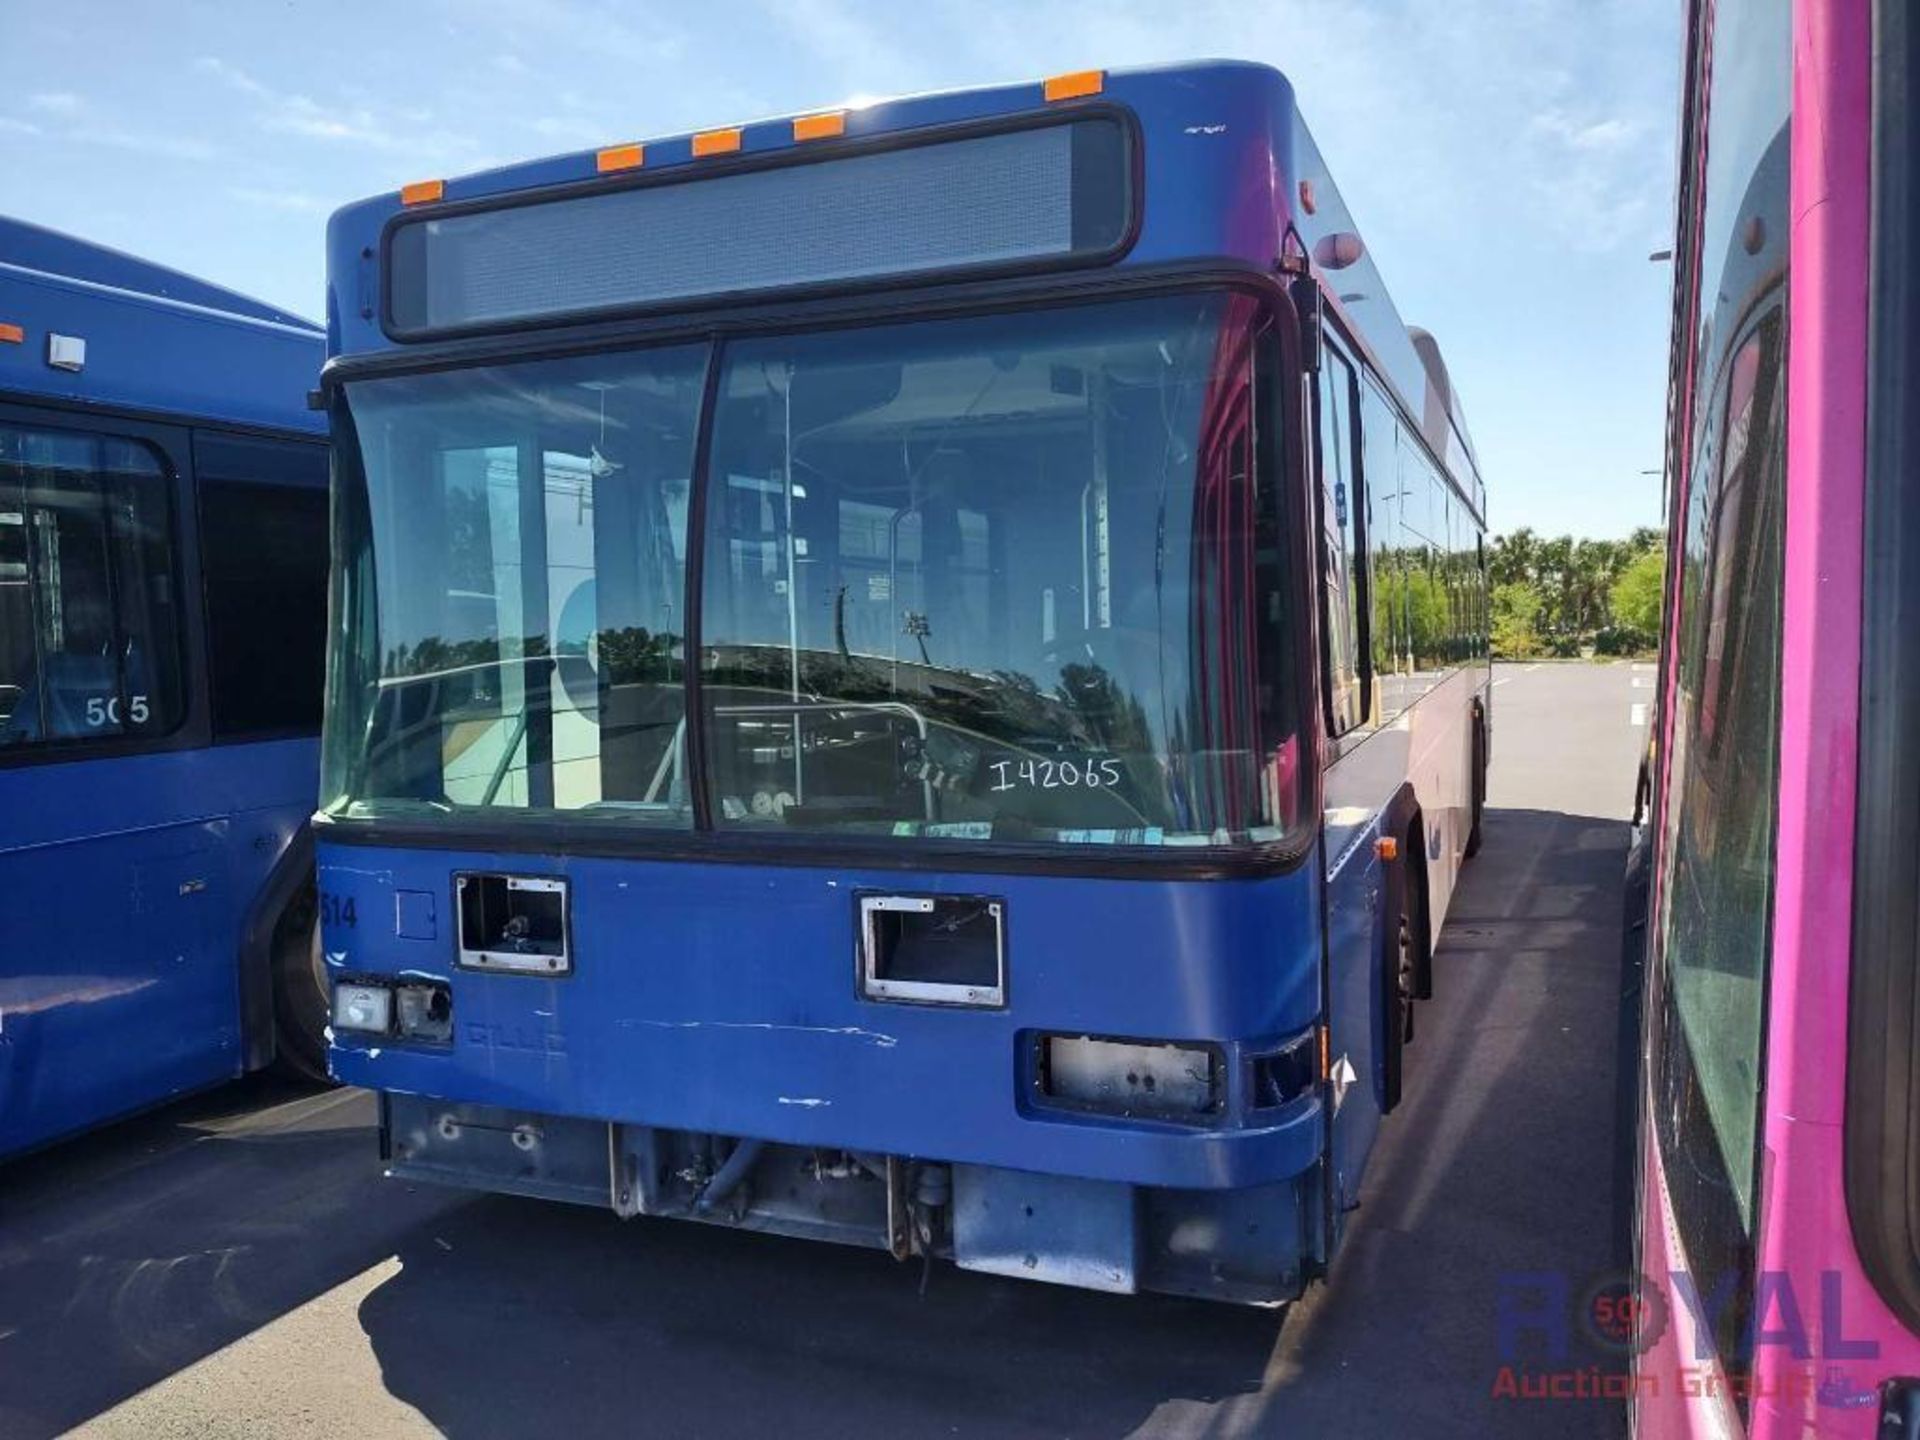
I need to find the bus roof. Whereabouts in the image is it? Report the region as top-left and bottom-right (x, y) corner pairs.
(325, 59), (1482, 514)
(0, 216), (324, 436)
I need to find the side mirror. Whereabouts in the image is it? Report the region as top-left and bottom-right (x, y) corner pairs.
(1289, 274), (1323, 376)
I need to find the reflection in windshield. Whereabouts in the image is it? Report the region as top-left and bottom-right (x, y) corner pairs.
(327, 346), (706, 823)
(326, 295), (1304, 848)
(700, 294), (1297, 843)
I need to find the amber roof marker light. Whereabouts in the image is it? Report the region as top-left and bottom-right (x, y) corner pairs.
(596, 143), (645, 173)
(1043, 69), (1105, 102)
(400, 179), (445, 206)
(792, 112), (847, 142)
(691, 128), (743, 157)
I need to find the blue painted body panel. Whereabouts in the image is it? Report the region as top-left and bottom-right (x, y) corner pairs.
(324, 846), (1323, 1189)
(1, 216), (323, 434)
(0, 739), (316, 1155)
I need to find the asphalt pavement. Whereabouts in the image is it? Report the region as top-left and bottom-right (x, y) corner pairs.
(0, 661), (1650, 1440)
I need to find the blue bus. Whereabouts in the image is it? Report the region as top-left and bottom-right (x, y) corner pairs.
(317, 61), (1490, 1303)
(0, 218), (332, 1158)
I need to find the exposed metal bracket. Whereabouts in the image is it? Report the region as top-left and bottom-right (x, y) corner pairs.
(885, 1155), (913, 1261)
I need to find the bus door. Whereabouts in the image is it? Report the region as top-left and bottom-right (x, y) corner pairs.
(0, 408), (231, 1154)
(1310, 335), (1392, 1248)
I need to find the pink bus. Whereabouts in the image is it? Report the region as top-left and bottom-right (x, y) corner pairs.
(1630, 0), (1920, 1435)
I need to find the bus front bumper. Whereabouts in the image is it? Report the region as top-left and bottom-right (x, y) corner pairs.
(379, 1092), (1319, 1305)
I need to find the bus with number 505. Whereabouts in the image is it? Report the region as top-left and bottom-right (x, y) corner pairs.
(0, 218), (332, 1158)
(316, 60), (1490, 1303)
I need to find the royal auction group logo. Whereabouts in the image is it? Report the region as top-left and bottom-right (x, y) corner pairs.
(1490, 1268), (1881, 1409)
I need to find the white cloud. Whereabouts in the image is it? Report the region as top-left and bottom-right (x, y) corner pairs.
(71, 127), (221, 162)
(1519, 104), (1660, 254)
(768, 0), (935, 94)
(525, 113), (611, 146)
(230, 186), (332, 214)
(11, 75), (215, 159)
(190, 53), (481, 164)
(1572, 118), (1636, 151)
(436, 0), (689, 68)
(1532, 110), (1640, 154)
(267, 95), (399, 148)
(194, 55), (269, 99)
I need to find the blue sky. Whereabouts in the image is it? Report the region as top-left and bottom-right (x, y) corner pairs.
(0, 0), (1678, 538)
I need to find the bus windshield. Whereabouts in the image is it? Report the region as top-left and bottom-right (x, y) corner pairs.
(325, 292), (1303, 847)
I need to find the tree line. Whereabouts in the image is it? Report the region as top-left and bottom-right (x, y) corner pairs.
(1489, 527), (1665, 659)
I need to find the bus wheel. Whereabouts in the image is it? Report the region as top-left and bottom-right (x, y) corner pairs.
(1464, 715), (1487, 859)
(1409, 827), (1434, 1001)
(1384, 895), (1413, 1111)
(271, 888), (332, 1083)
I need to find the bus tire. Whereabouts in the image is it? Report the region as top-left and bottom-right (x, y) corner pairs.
(1408, 824), (1434, 1002)
(1464, 712), (1487, 859)
(270, 886), (332, 1084)
(1384, 874), (1415, 1112)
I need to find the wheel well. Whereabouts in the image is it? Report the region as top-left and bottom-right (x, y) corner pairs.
(272, 880), (317, 951)
(1375, 785), (1433, 1016)
(1403, 810), (1433, 996)
(236, 827), (318, 1072)
(1378, 804), (1430, 1114)
(1405, 816), (1431, 906)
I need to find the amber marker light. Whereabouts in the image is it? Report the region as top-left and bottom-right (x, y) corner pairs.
(1043, 69), (1104, 102)
(596, 143), (645, 173)
(691, 128), (742, 157)
(0, 323), (23, 345)
(792, 112), (846, 142)
(400, 179), (445, 206)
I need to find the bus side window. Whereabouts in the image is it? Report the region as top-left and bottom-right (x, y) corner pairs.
(0, 423), (182, 749)
(193, 432), (329, 740)
(1358, 379), (1404, 721)
(1474, 531), (1487, 659)
(1398, 438), (1442, 685)
(1652, 301), (1787, 1386)
(1317, 342), (1363, 736)
(1446, 489), (1463, 665)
